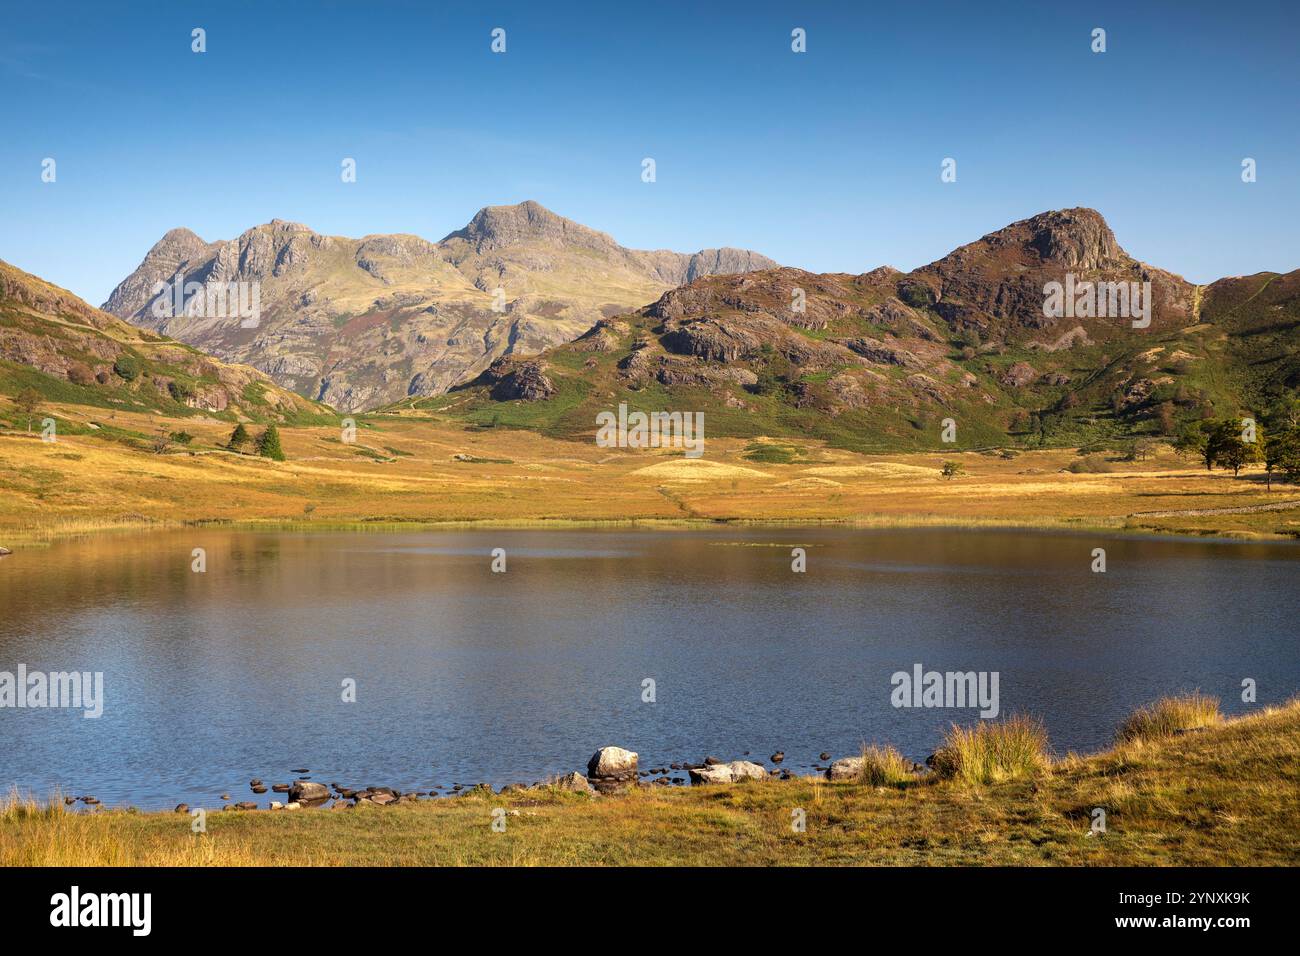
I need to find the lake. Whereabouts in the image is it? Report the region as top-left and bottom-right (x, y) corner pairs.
(1, 527), (1297, 809)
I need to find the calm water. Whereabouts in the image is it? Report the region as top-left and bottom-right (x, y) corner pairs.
(1, 527), (1298, 809)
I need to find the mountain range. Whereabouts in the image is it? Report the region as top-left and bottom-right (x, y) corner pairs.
(411, 208), (1300, 453)
(6, 205), (1298, 456)
(101, 202), (776, 411)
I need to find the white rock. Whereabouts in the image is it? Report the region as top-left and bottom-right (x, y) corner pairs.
(587, 746), (638, 777)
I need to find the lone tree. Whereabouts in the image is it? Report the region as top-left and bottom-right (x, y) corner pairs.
(940, 460), (965, 480)
(227, 423), (252, 452)
(14, 388), (43, 433)
(256, 424), (285, 461)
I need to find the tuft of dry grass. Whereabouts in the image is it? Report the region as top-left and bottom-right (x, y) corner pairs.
(1116, 692), (1223, 743)
(857, 744), (915, 787)
(930, 715), (1051, 785)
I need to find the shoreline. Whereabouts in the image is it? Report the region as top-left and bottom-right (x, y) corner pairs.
(6, 511), (1300, 549)
(5, 698), (1297, 866)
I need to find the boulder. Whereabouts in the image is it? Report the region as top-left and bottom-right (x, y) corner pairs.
(288, 781), (330, 803)
(587, 746), (639, 793)
(554, 771), (596, 794)
(826, 756), (866, 781)
(688, 760), (768, 785)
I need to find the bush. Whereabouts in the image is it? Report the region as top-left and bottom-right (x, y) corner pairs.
(66, 361), (96, 386)
(940, 460), (965, 479)
(168, 431), (194, 445)
(168, 379), (195, 402)
(855, 745), (914, 787)
(930, 716), (1050, 785)
(113, 354), (141, 381)
(1116, 693), (1222, 744)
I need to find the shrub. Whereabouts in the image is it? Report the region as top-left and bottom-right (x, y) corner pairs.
(930, 716), (1050, 785)
(941, 460), (965, 479)
(66, 361), (96, 386)
(168, 431), (194, 445)
(1116, 693), (1222, 744)
(168, 379), (195, 402)
(113, 354), (141, 381)
(856, 745), (914, 787)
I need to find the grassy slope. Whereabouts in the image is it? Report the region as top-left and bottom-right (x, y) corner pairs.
(4, 701), (1297, 866)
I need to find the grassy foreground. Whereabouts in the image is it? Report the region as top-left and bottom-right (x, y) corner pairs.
(4, 700), (1297, 867)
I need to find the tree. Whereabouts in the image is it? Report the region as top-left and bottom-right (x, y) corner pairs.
(940, 460), (965, 480)
(227, 423), (252, 452)
(1265, 426), (1300, 490)
(1173, 421), (1212, 470)
(256, 424), (285, 461)
(14, 388), (42, 433)
(1156, 401), (1176, 436)
(1201, 418), (1263, 477)
(151, 429), (172, 455)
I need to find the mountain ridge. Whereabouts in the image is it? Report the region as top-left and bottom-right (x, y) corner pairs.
(102, 202), (778, 411)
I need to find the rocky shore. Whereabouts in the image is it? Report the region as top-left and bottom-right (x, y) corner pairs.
(57, 743), (928, 815)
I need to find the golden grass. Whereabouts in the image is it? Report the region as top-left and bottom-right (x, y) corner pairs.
(1116, 692), (1223, 744)
(931, 716), (1051, 785)
(4, 701), (1297, 866)
(856, 744), (915, 787)
(3, 403), (1300, 544)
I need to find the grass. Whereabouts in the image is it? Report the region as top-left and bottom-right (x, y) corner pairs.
(930, 716), (1051, 785)
(4, 397), (1300, 544)
(856, 745), (915, 787)
(1116, 692), (1223, 743)
(2, 699), (1297, 866)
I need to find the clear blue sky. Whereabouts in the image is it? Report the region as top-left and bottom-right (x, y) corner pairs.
(2, 0), (1297, 304)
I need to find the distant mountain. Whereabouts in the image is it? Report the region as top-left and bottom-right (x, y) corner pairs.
(102, 201), (777, 411)
(407, 208), (1300, 453)
(0, 258), (330, 424)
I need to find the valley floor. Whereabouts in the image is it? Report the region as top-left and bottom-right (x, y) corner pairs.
(3, 701), (1297, 866)
(2, 403), (1300, 544)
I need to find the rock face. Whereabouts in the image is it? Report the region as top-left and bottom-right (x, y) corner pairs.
(479, 358), (556, 401)
(102, 201), (776, 411)
(687, 761), (769, 785)
(586, 746), (639, 793)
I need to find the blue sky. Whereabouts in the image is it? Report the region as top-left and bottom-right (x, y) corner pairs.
(2, 0), (1297, 304)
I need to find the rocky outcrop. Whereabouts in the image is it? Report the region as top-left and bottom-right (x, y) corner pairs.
(478, 358), (556, 401)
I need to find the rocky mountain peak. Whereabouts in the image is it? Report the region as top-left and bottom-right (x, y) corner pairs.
(443, 200), (616, 253)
